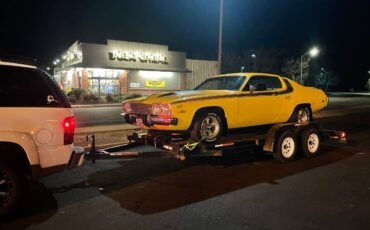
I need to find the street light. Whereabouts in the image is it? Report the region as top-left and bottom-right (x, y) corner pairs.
(217, 0), (224, 74)
(251, 54), (256, 58)
(300, 46), (320, 85)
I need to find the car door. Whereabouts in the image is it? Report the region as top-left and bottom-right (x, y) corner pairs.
(237, 75), (284, 127)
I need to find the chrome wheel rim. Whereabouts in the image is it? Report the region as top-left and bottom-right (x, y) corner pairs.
(0, 171), (13, 209)
(200, 115), (220, 140)
(307, 133), (319, 154)
(297, 109), (309, 123)
(281, 137), (295, 158)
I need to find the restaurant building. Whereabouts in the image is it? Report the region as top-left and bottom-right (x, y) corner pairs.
(53, 40), (218, 96)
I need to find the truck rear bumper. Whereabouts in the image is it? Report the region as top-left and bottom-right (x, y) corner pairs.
(31, 146), (85, 178)
(67, 146), (85, 169)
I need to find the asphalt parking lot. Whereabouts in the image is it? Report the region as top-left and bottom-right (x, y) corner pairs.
(1, 96), (370, 230)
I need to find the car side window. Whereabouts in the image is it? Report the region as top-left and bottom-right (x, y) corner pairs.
(243, 76), (282, 92)
(0, 66), (56, 107)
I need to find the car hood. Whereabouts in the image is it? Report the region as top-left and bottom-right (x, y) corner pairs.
(129, 90), (238, 104)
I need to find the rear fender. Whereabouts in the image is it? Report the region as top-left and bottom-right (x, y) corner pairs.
(0, 132), (39, 165)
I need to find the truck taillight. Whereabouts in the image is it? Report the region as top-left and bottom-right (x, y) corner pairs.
(63, 116), (75, 145)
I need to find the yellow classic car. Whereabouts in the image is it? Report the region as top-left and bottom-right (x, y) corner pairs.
(122, 73), (328, 142)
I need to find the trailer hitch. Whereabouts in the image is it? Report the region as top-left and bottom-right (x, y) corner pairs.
(85, 133), (101, 164)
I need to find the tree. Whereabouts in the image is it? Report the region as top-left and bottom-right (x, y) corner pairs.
(222, 48), (284, 74)
(314, 69), (339, 91)
(281, 58), (301, 82)
(365, 79), (370, 91)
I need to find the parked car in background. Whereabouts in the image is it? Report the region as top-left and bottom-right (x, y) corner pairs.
(121, 73), (328, 142)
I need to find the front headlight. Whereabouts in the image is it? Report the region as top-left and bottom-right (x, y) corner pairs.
(122, 102), (132, 113)
(151, 103), (172, 116)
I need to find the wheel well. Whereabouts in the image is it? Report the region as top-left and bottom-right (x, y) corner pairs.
(0, 142), (31, 177)
(291, 103), (313, 121)
(189, 107), (228, 135)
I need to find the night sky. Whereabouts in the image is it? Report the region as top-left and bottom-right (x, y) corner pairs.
(1, 0), (369, 90)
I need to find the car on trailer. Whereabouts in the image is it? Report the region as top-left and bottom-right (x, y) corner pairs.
(121, 73), (328, 143)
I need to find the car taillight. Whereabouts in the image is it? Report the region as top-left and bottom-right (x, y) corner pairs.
(63, 116), (75, 145)
(151, 103), (172, 116)
(122, 102), (126, 113)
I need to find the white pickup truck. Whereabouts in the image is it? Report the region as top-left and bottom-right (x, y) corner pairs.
(0, 58), (84, 216)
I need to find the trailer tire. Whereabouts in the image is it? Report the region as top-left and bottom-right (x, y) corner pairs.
(300, 128), (321, 157)
(0, 162), (28, 216)
(273, 130), (297, 163)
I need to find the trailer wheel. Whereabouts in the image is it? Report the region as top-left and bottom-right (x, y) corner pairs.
(300, 128), (321, 157)
(273, 130), (297, 162)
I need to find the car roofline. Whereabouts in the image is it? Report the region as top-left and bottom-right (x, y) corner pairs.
(212, 72), (282, 78)
(0, 61), (37, 69)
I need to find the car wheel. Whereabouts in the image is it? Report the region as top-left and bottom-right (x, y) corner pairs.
(191, 112), (223, 143)
(289, 106), (311, 123)
(273, 130), (297, 162)
(300, 128), (321, 157)
(0, 163), (27, 216)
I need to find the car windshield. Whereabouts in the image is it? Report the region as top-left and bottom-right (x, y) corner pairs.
(194, 76), (246, 91)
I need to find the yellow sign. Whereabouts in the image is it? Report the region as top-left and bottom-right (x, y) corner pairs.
(146, 80), (166, 88)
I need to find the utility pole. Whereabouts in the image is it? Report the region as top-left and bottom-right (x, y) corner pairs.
(217, 0), (224, 74)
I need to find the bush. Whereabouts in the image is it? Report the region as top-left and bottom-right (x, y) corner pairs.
(81, 93), (99, 103)
(106, 93), (114, 103)
(83, 93), (90, 102)
(68, 94), (77, 103)
(90, 94), (100, 102)
(124, 93), (142, 100)
(72, 88), (85, 101)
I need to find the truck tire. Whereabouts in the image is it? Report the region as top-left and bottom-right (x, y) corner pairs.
(190, 112), (223, 143)
(273, 130), (297, 163)
(289, 106), (311, 123)
(0, 163), (28, 216)
(300, 128), (321, 157)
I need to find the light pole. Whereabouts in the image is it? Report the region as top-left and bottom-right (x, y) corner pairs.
(217, 0), (224, 74)
(300, 46), (320, 85)
(250, 54), (256, 72)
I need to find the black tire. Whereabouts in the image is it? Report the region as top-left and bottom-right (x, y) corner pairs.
(288, 106), (311, 123)
(190, 112), (223, 143)
(0, 163), (28, 216)
(273, 130), (297, 163)
(300, 128), (321, 157)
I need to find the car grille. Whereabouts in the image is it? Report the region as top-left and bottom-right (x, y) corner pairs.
(129, 103), (152, 115)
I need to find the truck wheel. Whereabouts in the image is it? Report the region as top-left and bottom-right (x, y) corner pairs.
(0, 163), (27, 216)
(273, 130), (297, 162)
(289, 106), (311, 123)
(300, 128), (321, 157)
(190, 112), (223, 143)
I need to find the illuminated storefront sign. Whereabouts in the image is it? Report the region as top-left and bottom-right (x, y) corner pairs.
(145, 80), (166, 88)
(108, 51), (168, 64)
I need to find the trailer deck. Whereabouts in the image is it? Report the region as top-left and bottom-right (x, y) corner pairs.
(85, 122), (346, 163)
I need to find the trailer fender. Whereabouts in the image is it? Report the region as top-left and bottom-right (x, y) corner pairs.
(263, 123), (300, 152)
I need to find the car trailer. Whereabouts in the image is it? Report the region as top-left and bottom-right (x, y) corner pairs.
(85, 122), (346, 163)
